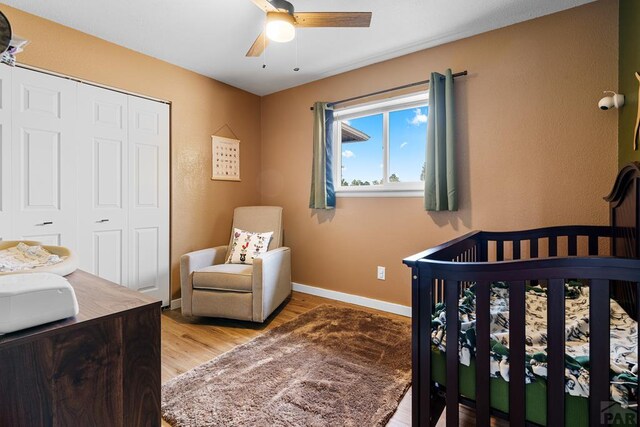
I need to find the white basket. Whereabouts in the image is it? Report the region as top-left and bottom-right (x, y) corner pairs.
(0, 241), (78, 276)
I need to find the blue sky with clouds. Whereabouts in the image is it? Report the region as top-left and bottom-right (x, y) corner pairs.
(340, 106), (428, 184)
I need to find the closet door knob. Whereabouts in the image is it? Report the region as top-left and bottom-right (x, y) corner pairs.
(37, 221), (53, 226)
(96, 219), (110, 223)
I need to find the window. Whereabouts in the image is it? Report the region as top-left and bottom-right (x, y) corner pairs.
(333, 93), (428, 197)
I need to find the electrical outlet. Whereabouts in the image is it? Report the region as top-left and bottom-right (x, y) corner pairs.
(377, 266), (386, 280)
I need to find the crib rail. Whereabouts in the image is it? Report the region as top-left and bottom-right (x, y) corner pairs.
(403, 225), (614, 265)
(403, 226), (640, 427)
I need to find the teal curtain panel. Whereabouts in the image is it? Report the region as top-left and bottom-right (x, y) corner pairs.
(309, 102), (336, 209)
(425, 69), (457, 211)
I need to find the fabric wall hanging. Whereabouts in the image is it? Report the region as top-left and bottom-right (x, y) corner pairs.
(212, 135), (240, 181)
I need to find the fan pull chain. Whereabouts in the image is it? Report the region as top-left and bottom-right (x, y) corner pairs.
(262, 25), (267, 69)
(293, 35), (300, 72)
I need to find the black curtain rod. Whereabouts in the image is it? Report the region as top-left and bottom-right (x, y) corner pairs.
(309, 70), (467, 111)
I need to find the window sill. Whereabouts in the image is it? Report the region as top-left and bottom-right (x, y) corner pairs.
(335, 189), (423, 198)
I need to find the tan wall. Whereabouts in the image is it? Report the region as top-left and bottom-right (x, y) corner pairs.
(260, 1), (619, 306)
(1, 2), (620, 307)
(2, 5), (262, 300)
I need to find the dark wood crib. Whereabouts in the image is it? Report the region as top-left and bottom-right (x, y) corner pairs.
(403, 162), (640, 427)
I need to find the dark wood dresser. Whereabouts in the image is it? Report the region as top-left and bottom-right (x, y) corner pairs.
(0, 270), (161, 426)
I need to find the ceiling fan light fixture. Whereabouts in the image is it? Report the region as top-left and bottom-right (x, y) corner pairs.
(265, 12), (296, 43)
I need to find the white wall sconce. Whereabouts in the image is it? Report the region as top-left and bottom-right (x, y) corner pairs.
(598, 91), (625, 110)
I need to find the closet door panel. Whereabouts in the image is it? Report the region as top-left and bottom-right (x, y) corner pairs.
(77, 84), (128, 286)
(128, 96), (169, 306)
(11, 68), (77, 248)
(133, 227), (159, 290)
(0, 65), (11, 241)
(93, 230), (124, 284)
(22, 129), (61, 209)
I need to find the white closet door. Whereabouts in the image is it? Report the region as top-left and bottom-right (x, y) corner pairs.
(0, 65), (11, 241)
(11, 67), (77, 247)
(77, 84), (129, 285)
(128, 96), (169, 306)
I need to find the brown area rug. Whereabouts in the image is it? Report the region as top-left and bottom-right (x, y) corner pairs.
(161, 305), (411, 427)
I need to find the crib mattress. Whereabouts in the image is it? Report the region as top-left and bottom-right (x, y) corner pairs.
(431, 349), (636, 426)
(432, 281), (638, 410)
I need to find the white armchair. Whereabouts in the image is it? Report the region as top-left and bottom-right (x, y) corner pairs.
(180, 206), (291, 322)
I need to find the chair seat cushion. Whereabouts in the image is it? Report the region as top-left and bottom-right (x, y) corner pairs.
(192, 263), (253, 292)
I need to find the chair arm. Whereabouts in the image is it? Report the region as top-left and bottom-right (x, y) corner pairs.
(180, 246), (228, 316)
(252, 247), (292, 322)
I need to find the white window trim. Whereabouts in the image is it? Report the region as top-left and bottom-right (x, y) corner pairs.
(333, 92), (428, 198)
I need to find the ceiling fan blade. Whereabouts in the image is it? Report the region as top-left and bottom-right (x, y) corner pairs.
(246, 31), (269, 57)
(294, 12), (372, 28)
(250, 0), (278, 12)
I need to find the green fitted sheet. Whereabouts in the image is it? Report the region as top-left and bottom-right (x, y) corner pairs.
(431, 349), (636, 426)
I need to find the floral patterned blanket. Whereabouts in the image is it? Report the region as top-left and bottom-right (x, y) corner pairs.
(432, 282), (638, 408)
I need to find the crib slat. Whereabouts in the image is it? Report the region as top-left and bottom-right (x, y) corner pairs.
(480, 240), (488, 262)
(475, 280), (491, 426)
(497, 241), (504, 261)
(588, 235), (598, 256)
(513, 240), (521, 260)
(530, 239), (539, 258)
(547, 279), (565, 425)
(589, 279), (610, 426)
(509, 281), (526, 427)
(568, 235), (577, 256)
(549, 236), (558, 257)
(445, 280), (460, 427)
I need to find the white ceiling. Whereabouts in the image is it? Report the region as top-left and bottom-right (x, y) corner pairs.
(5, 0), (595, 96)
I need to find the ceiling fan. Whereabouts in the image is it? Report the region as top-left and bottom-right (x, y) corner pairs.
(247, 0), (372, 57)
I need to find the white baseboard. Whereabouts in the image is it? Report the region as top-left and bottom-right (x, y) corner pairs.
(170, 287), (410, 317)
(292, 282), (411, 317)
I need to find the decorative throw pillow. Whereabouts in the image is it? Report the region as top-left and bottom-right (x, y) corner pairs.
(226, 228), (273, 265)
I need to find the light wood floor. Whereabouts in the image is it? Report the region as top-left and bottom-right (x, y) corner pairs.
(161, 291), (503, 426)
